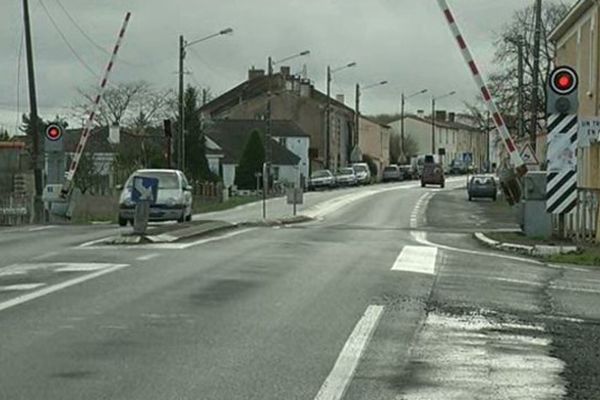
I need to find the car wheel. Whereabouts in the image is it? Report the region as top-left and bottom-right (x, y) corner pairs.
(441, 182), (445, 188)
(492, 195), (497, 202)
(118, 216), (127, 227)
(177, 213), (185, 223)
(186, 212), (192, 222)
(468, 195), (472, 201)
(421, 181), (425, 188)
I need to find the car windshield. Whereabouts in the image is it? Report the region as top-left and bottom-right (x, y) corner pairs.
(353, 165), (368, 172)
(384, 167), (398, 172)
(337, 168), (354, 175)
(126, 172), (180, 189)
(311, 170), (331, 178)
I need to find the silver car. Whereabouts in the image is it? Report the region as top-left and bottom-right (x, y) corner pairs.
(118, 169), (193, 226)
(335, 168), (358, 187)
(309, 169), (335, 190)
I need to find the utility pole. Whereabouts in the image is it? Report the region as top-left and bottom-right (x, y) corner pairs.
(486, 110), (491, 172)
(22, 0), (43, 223)
(178, 35), (185, 172)
(400, 93), (405, 162)
(265, 56), (273, 196)
(354, 83), (360, 149)
(530, 0), (542, 151)
(517, 37), (525, 138)
(431, 98), (436, 155)
(325, 66), (331, 170)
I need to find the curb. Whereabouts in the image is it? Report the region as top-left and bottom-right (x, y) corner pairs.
(473, 232), (578, 256)
(107, 221), (238, 245)
(239, 215), (314, 228)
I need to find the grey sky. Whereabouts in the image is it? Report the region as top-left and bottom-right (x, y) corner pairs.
(0, 0), (575, 134)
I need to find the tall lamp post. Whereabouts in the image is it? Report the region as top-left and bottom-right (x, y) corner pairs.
(400, 89), (428, 162)
(178, 27), (233, 172)
(431, 91), (456, 154)
(263, 50), (310, 219)
(352, 80), (388, 162)
(326, 61), (356, 169)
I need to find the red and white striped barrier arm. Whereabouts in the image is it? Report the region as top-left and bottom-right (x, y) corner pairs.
(436, 0), (527, 175)
(61, 12), (132, 197)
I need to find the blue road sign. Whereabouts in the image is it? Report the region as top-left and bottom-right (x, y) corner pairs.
(132, 176), (158, 204)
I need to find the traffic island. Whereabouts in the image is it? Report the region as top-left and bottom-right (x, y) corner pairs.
(474, 231), (579, 257)
(107, 220), (238, 245)
(240, 215), (314, 228)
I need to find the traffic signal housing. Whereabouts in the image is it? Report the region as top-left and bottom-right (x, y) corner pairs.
(44, 123), (64, 152)
(547, 66), (579, 115)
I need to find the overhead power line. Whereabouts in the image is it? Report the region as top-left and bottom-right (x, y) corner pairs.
(38, 0), (100, 79)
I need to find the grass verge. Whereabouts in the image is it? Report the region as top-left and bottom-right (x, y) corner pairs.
(192, 196), (261, 214)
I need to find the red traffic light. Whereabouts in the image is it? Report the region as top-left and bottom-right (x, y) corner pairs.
(550, 66), (577, 95)
(46, 124), (63, 141)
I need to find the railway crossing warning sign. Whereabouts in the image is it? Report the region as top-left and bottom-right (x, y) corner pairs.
(545, 66), (579, 215)
(519, 143), (539, 166)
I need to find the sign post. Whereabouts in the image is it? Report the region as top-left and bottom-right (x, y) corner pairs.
(131, 176), (158, 235)
(286, 187), (303, 216)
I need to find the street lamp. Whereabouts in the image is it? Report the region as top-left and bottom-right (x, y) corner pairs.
(178, 27), (233, 171)
(263, 49), (310, 219)
(431, 91), (456, 154)
(400, 89), (428, 162)
(352, 80), (388, 162)
(326, 61), (357, 169)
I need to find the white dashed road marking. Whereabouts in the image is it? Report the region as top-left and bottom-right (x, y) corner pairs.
(392, 245), (438, 275)
(314, 305), (384, 400)
(0, 283), (46, 292)
(136, 253), (160, 261)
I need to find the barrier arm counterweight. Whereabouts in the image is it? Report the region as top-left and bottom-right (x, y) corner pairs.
(436, 0), (527, 177)
(60, 12), (132, 198)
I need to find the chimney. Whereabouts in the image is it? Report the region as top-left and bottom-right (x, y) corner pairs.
(416, 109), (425, 119)
(448, 112), (456, 122)
(299, 79), (311, 98)
(280, 66), (290, 78)
(435, 110), (447, 121)
(108, 123), (120, 144)
(335, 94), (345, 104)
(248, 67), (265, 81)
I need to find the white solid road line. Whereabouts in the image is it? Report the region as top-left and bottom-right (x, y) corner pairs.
(136, 253), (160, 261)
(314, 305), (384, 400)
(28, 226), (57, 232)
(392, 246), (438, 275)
(0, 264), (129, 312)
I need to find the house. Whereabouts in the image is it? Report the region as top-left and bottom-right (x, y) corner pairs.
(389, 111), (487, 169)
(550, 0), (600, 188)
(198, 67), (390, 173)
(203, 119), (303, 189)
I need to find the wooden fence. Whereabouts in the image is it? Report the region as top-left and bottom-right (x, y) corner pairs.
(553, 189), (599, 242)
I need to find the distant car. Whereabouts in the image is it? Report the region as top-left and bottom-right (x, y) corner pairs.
(382, 165), (401, 182)
(421, 163), (445, 188)
(352, 163), (371, 185)
(309, 169), (335, 190)
(118, 169), (193, 226)
(468, 175), (497, 201)
(335, 168), (358, 187)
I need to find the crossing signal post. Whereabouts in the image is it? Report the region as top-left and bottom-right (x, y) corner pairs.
(546, 65), (579, 224)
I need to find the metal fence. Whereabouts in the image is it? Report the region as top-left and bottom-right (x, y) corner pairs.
(0, 194), (30, 226)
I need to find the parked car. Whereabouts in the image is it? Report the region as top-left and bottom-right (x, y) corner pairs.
(398, 165), (412, 180)
(449, 159), (467, 175)
(352, 163), (371, 185)
(308, 169), (335, 190)
(421, 163), (445, 188)
(117, 169), (193, 226)
(468, 175), (497, 201)
(335, 168), (358, 187)
(382, 165), (401, 182)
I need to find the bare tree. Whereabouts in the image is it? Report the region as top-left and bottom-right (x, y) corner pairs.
(72, 81), (173, 129)
(485, 1), (570, 137)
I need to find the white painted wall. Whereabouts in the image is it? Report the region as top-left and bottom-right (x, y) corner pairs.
(275, 136), (309, 181)
(222, 163), (236, 189)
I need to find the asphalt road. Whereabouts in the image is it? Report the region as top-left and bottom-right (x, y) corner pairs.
(1, 179), (600, 399)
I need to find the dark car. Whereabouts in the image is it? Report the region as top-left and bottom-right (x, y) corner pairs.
(421, 163), (445, 188)
(398, 165), (412, 180)
(382, 165), (401, 182)
(468, 175), (497, 201)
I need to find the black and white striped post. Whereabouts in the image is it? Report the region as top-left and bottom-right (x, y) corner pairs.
(545, 66), (580, 232)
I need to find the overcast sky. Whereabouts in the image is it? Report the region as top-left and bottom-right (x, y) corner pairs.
(0, 0), (576, 134)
